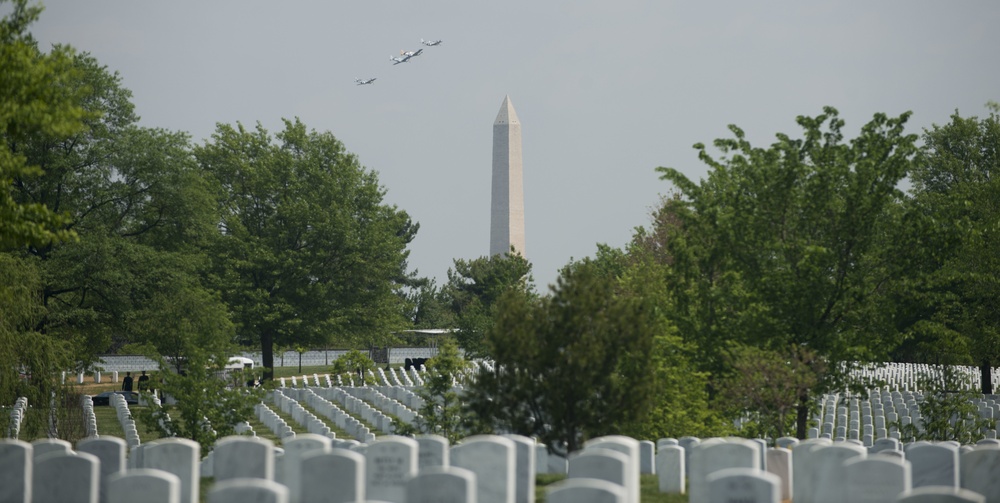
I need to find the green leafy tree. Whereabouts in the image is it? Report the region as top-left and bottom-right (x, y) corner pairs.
(127, 263), (255, 452)
(0, 0), (83, 248)
(196, 119), (418, 380)
(443, 251), (534, 358)
(7, 46), (221, 364)
(412, 337), (468, 443)
(894, 367), (995, 444)
(136, 348), (264, 454)
(464, 259), (656, 456)
(891, 107), (1000, 393)
(403, 279), (456, 330)
(657, 107), (919, 438)
(127, 272), (236, 374)
(715, 345), (826, 441)
(0, 254), (72, 436)
(329, 349), (377, 385)
(0, 0), (81, 431)
(620, 207), (732, 438)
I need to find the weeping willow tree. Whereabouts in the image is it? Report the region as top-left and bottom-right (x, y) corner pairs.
(1, 0), (83, 438)
(0, 254), (73, 438)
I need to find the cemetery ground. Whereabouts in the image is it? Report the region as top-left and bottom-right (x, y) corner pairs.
(8, 365), (692, 503)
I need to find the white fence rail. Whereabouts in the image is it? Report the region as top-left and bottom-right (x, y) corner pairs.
(94, 348), (441, 372)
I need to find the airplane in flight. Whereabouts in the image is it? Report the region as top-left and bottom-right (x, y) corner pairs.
(390, 48), (423, 65)
(355, 77), (377, 85)
(421, 38), (442, 46)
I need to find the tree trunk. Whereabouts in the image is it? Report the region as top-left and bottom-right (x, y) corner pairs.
(262, 331), (274, 381)
(796, 392), (810, 440)
(981, 358), (993, 395)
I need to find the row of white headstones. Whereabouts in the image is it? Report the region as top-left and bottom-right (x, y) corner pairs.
(803, 363), (1000, 445)
(7, 362), (1000, 502)
(6, 396), (27, 438)
(851, 362), (1000, 394)
(4, 431), (1000, 503)
(256, 374), (1000, 502)
(801, 389), (999, 445)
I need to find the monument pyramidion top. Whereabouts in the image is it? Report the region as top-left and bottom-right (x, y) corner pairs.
(494, 95), (520, 126)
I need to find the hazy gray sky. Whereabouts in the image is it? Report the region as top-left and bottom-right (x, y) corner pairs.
(29, 1), (1000, 290)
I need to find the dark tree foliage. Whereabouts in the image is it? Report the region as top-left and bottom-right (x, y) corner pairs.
(657, 107), (918, 438)
(715, 345), (826, 441)
(442, 251), (533, 358)
(7, 47), (221, 364)
(135, 349), (264, 454)
(891, 107), (1000, 393)
(464, 259), (656, 456)
(403, 279), (456, 330)
(196, 119), (418, 380)
(412, 337), (468, 443)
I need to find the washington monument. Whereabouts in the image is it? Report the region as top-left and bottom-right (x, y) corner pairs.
(490, 95), (525, 257)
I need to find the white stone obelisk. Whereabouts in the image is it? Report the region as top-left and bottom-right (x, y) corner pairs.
(491, 95), (525, 257)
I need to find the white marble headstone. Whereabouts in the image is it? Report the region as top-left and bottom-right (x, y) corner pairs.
(844, 456), (912, 503)
(895, 486), (986, 503)
(706, 467), (780, 503)
(451, 435), (516, 503)
(812, 443), (867, 503)
(960, 446), (1000, 503)
(908, 442), (958, 489)
(407, 466), (477, 503)
(569, 448), (629, 490)
(765, 447), (792, 502)
(689, 438), (760, 503)
(301, 449), (365, 503)
(31, 438), (72, 459)
(792, 438), (832, 503)
(546, 478), (625, 503)
(143, 438), (200, 503)
(365, 435), (418, 503)
(282, 433), (332, 503)
(208, 478), (288, 503)
(501, 434), (536, 503)
(638, 440), (655, 475)
(0, 439), (32, 503)
(32, 451), (100, 503)
(106, 468), (180, 503)
(417, 435), (449, 470)
(213, 436), (275, 482)
(583, 436), (640, 503)
(655, 445), (685, 494)
(78, 436), (127, 503)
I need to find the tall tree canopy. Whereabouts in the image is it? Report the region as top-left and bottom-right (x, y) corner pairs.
(443, 252), (534, 358)
(891, 106), (1000, 392)
(7, 48), (219, 363)
(465, 259), (657, 455)
(1, 0), (85, 412)
(0, 0), (83, 249)
(657, 107), (919, 437)
(196, 119), (418, 379)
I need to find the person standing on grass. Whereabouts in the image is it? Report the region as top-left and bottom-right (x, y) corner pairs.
(137, 370), (150, 391)
(122, 371), (134, 392)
